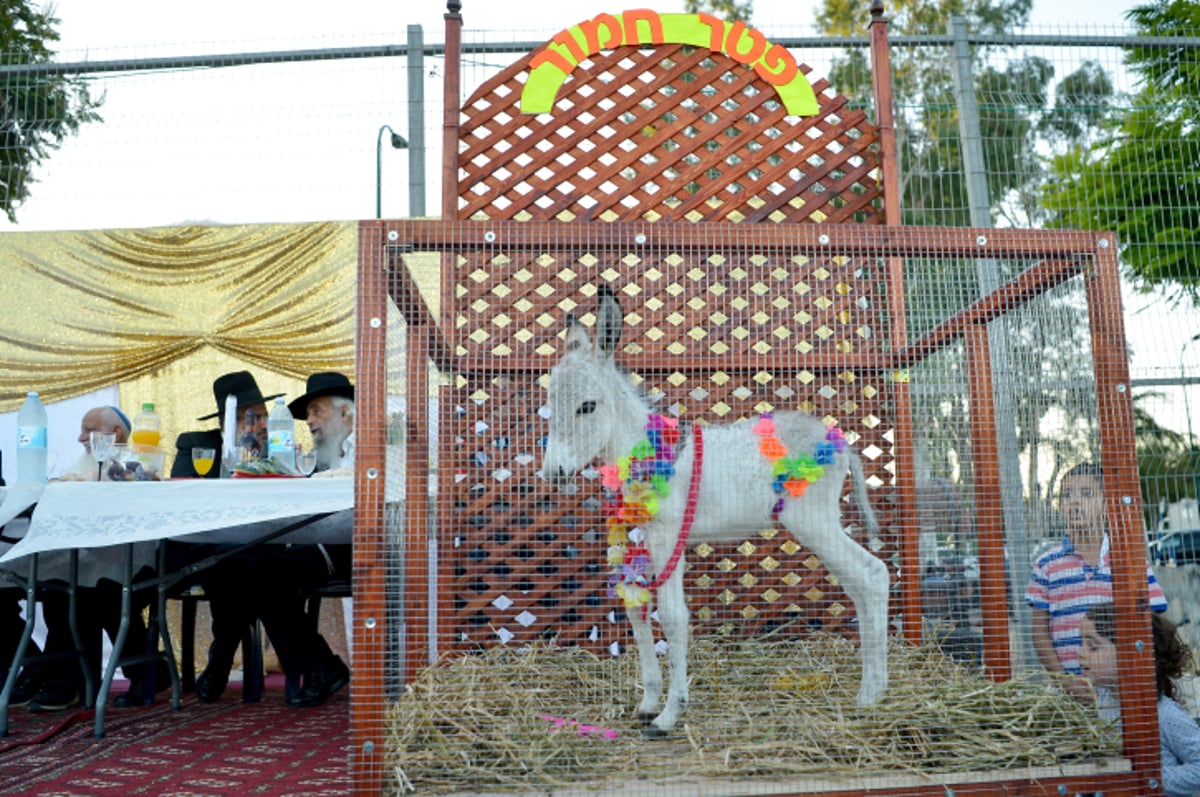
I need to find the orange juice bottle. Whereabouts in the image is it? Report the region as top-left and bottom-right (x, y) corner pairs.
(130, 402), (161, 452)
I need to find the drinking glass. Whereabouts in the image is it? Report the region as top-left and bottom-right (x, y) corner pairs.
(296, 447), (318, 476)
(191, 447), (216, 477)
(90, 432), (116, 481)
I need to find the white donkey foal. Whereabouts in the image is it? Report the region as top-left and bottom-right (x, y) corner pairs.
(541, 286), (890, 736)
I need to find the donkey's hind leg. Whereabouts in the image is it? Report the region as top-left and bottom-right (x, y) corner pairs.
(628, 601), (662, 724)
(780, 501), (889, 706)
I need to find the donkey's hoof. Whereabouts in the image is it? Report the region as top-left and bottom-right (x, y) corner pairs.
(641, 724), (672, 740)
(636, 712), (657, 727)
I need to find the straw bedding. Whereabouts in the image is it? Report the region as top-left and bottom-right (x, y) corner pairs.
(386, 635), (1119, 794)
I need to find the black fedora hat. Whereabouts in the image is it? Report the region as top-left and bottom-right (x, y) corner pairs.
(197, 370), (285, 420)
(288, 372), (355, 418)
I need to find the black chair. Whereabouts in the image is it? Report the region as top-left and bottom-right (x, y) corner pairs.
(169, 583), (265, 703)
(284, 578), (353, 699)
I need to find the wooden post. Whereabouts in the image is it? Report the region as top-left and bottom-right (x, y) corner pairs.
(351, 220), (389, 796)
(1087, 231), (1161, 791)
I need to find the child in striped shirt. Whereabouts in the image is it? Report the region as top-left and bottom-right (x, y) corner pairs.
(1025, 462), (1168, 700)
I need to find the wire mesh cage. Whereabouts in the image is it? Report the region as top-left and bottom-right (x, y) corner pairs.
(1, 4), (1199, 796)
(338, 8), (1196, 796)
(357, 217), (1167, 796)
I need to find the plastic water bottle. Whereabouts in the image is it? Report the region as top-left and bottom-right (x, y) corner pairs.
(267, 397), (296, 472)
(130, 402), (162, 452)
(16, 391), (48, 483)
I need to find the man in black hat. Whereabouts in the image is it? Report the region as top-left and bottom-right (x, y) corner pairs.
(165, 370), (287, 705)
(289, 372), (355, 473)
(171, 370), (284, 479)
(172, 370), (352, 709)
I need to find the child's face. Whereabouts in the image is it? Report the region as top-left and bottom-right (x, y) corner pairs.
(1057, 474), (1105, 532)
(1079, 616), (1119, 690)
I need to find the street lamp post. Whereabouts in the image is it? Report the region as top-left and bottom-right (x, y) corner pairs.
(1183, 332), (1200, 517)
(376, 124), (408, 219)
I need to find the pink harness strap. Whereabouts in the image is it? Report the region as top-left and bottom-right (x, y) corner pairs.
(646, 422), (704, 611)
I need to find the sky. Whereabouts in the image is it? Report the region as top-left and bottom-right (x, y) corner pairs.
(17, 0), (1144, 233)
(41, 0), (1146, 48)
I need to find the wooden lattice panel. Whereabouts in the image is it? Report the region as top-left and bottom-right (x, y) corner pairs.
(458, 44), (885, 225)
(441, 36), (896, 655)
(452, 248), (887, 365)
(441, 266), (898, 654)
(442, 363), (896, 654)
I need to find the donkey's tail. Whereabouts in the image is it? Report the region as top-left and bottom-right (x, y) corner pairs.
(848, 452), (879, 535)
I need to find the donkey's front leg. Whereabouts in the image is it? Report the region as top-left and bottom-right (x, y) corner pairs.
(628, 602), (662, 723)
(646, 568), (689, 736)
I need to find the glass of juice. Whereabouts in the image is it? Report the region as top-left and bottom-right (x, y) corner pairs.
(191, 447), (216, 477)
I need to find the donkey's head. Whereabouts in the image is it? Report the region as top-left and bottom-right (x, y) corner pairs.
(540, 285), (629, 484)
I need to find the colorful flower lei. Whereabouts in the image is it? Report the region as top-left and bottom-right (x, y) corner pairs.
(752, 412), (847, 520)
(600, 413), (680, 609)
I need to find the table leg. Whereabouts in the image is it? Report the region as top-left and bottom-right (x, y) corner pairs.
(0, 554), (41, 737)
(93, 544), (134, 738)
(66, 548), (95, 709)
(154, 543), (181, 711)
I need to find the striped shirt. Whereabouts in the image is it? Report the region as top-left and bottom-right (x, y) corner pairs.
(1024, 533), (1168, 675)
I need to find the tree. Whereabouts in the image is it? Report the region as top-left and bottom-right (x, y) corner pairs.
(0, 1), (103, 223)
(815, 0), (1117, 499)
(1044, 0), (1200, 307)
(817, 0), (1111, 230)
(683, 0), (753, 22)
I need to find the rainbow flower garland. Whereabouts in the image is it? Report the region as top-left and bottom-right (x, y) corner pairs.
(752, 412), (847, 520)
(600, 412), (848, 609)
(601, 413), (680, 609)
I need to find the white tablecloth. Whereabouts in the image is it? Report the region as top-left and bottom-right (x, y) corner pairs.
(0, 477), (353, 585)
(0, 481), (43, 528)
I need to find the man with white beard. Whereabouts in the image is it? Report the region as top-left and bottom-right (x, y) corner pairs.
(288, 372), (355, 474)
(182, 372), (356, 709)
(57, 405), (132, 480)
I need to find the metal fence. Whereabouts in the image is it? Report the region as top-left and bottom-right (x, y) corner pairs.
(2, 21), (1198, 513)
(4, 12), (1200, 795)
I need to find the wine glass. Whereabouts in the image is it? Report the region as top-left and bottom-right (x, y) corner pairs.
(90, 432), (116, 481)
(296, 447), (317, 477)
(191, 447), (216, 477)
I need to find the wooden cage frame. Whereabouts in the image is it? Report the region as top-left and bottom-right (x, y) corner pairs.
(346, 4), (1162, 796)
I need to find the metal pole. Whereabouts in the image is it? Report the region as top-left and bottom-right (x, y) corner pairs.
(1183, 332), (1200, 504)
(376, 124), (407, 219)
(407, 25), (427, 217)
(951, 15), (1035, 669)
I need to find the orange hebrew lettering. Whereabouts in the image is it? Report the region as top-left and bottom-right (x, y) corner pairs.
(551, 29), (586, 62)
(754, 43), (798, 87)
(521, 12), (819, 117)
(579, 14), (624, 52)
(724, 21), (767, 65)
(622, 9), (664, 44)
(530, 46), (576, 73)
(696, 13), (725, 51)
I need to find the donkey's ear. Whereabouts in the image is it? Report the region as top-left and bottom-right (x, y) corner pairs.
(563, 313), (591, 353)
(595, 285), (623, 356)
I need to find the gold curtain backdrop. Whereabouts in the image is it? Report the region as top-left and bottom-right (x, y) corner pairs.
(0, 221), (359, 452)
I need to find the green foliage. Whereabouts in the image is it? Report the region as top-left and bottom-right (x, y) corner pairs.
(817, 0), (1123, 488)
(0, 1), (103, 223)
(1044, 0), (1200, 307)
(683, 0), (753, 23)
(818, 0), (1109, 230)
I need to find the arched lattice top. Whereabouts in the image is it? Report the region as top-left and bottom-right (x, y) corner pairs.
(458, 43), (886, 224)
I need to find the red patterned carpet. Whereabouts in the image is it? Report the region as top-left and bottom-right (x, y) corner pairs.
(0, 680), (349, 795)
